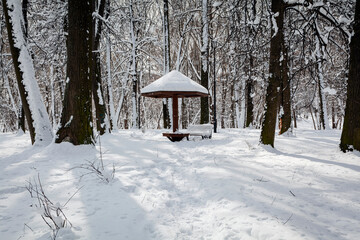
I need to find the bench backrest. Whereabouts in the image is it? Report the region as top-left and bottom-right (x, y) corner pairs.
(187, 124), (213, 132)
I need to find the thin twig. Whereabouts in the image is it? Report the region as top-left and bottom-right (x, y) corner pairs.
(97, 134), (104, 170)
(213, 158), (218, 166)
(24, 223), (34, 232)
(254, 177), (269, 182)
(283, 214), (293, 225)
(271, 195), (277, 205)
(63, 185), (84, 207)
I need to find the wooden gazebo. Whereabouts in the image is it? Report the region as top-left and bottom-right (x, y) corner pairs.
(141, 70), (209, 141)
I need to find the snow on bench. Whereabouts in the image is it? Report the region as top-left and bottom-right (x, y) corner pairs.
(187, 124), (213, 139)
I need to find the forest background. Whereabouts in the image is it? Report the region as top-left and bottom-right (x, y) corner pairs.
(0, 0), (359, 151)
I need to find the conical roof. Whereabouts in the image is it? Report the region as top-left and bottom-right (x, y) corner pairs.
(141, 70), (209, 98)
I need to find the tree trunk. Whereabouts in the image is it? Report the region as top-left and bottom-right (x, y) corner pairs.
(221, 78), (226, 129)
(279, 43), (291, 134)
(55, 0), (94, 145)
(260, 0), (284, 147)
(22, 0), (28, 34)
(230, 80), (236, 128)
(93, 54), (107, 135)
(19, 106), (26, 133)
(50, 65), (57, 127)
(309, 105), (317, 130)
(20, 0), (28, 133)
(340, 0), (360, 152)
(315, 38), (329, 130)
(104, 0), (116, 131)
(3, 0), (34, 140)
(93, 0), (107, 135)
(181, 98), (187, 129)
(130, 0), (139, 129)
(162, 0), (171, 129)
(245, 55), (254, 128)
(2, 0), (53, 145)
(317, 76), (326, 130)
(332, 101), (336, 129)
(200, 0), (209, 124)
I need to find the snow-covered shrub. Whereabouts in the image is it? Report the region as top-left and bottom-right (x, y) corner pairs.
(26, 174), (75, 239)
(72, 134), (115, 183)
(73, 159), (115, 184)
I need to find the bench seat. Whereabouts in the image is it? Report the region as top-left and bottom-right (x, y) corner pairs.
(187, 124), (213, 139)
(162, 133), (189, 142)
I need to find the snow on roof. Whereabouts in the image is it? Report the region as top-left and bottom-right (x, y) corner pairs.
(141, 70), (208, 95)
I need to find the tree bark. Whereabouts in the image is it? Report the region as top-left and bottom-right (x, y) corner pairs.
(315, 37), (329, 130)
(93, 0), (107, 135)
(200, 0), (210, 124)
(340, 0), (360, 152)
(19, 107), (26, 133)
(260, 0), (284, 147)
(332, 101), (336, 129)
(3, 0), (53, 145)
(3, 0), (34, 141)
(130, 0), (139, 129)
(245, 55), (254, 127)
(20, 0), (28, 133)
(162, 0), (171, 129)
(221, 77), (226, 129)
(55, 0), (94, 145)
(293, 109), (297, 128)
(104, 0), (116, 132)
(279, 43), (291, 134)
(309, 105), (317, 130)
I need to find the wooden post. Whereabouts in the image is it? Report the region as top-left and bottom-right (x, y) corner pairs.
(172, 96), (178, 132)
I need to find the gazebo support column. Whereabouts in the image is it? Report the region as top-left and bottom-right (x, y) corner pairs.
(172, 96), (178, 132)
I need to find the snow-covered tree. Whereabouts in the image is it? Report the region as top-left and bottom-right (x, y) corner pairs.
(2, 0), (53, 145)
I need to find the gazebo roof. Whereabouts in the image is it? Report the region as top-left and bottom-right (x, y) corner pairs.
(141, 70), (209, 98)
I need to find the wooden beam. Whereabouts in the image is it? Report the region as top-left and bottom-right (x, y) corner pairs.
(172, 97), (178, 132)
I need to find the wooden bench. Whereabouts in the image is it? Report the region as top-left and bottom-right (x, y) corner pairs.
(187, 124), (213, 139)
(162, 132), (190, 142)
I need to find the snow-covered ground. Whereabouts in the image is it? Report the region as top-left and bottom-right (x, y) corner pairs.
(1, 120), (359, 240)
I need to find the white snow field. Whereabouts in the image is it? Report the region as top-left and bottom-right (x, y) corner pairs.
(0, 121), (359, 240)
